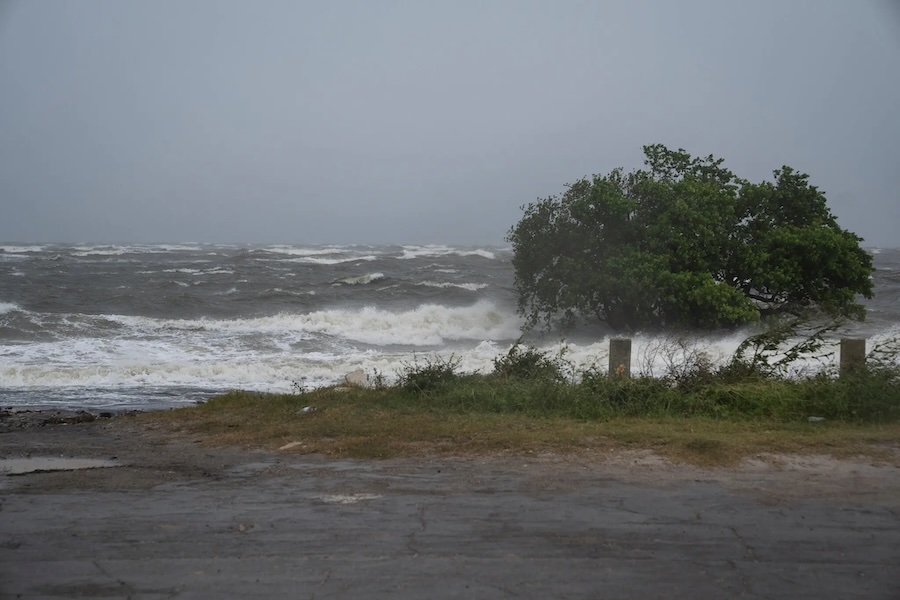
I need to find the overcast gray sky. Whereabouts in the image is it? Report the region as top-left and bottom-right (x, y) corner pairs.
(1, 1), (898, 246)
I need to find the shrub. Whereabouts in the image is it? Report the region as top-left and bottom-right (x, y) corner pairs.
(492, 343), (567, 382)
(639, 336), (717, 389)
(397, 354), (462, 394)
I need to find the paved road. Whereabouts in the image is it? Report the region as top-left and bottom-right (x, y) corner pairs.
(1, 421), (899, 599)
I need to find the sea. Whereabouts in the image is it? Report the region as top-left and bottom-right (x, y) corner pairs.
(1, 243), (898, 412)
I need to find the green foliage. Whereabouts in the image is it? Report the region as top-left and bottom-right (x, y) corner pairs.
(391, 367), (899, 423)
(722, 317), (842, 380)
(868, 337), (900, 379)
(397, 354), (462, 394)
(391, 335), (900, 423)
(492, 342), (568, 382)
(507, 144), (874, 332)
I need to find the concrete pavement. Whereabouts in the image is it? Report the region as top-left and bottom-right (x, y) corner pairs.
(1, 423), (899, 599)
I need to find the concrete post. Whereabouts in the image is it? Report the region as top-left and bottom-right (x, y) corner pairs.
(609, 338), (632, 379)
(839, 338), (866, 376)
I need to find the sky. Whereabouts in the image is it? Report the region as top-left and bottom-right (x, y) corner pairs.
(1, 1), (898, 246)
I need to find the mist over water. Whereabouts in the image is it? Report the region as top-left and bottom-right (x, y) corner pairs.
(1, 243), (898, 411)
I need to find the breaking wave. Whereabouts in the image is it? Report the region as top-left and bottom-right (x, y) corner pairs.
(0, 301), (22, 315)
(416, 281), (489, 291)
(399, 245), (497, 260)
(333, 273), (385, 286)
(290, 255), (378, 265)
(100, 300), (520, 346)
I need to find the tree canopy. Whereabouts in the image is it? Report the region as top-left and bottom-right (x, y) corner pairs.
(507, 144), (874, 332)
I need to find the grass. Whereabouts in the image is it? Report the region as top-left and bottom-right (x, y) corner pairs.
(135, 369), (900, 466)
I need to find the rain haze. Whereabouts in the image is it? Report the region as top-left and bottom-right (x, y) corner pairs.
(1, 0), (898, 246)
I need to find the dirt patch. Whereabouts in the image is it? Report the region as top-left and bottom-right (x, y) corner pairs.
(1, 412), (898, 506)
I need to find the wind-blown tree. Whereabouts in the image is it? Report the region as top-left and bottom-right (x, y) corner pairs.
(508, 144), (874, 332)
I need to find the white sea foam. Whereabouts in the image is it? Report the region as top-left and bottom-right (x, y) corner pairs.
(288, 255), (377, 265)
(416, 281), (489, 291)
(261, 245), (355, 257)
(0, 336), (730, 391)
(334, 273), (385, 285)
(287, 301), (521, 345)
(153, 244), (208, 252)
(399, 245), (496, 260)
(1, 245), (50, 255)
(159, 267), (233, 276)
(3, 321), (898, 404)
(0, 301), (21, 315)
(71, 246), (137, 257)
(97, 300), (520, 346)
(70, 244), (206, 256)
(1, 245), (45, 253)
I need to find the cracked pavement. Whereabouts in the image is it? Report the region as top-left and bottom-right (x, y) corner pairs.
(1, 420), (899, 599)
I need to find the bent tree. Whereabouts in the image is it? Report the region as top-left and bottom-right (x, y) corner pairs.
(507, 144), (874, 332)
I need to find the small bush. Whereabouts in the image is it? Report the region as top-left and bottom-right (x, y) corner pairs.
(798, 368), (900, 422)
(397, 354), (462, 394)
(492, 343), (567, 382)
(868, 337), (900, 381)
(649, 336), (718, 389)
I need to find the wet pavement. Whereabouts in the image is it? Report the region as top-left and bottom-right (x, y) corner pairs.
(0, 456), (122, 476)
(1, 421), (899, 599)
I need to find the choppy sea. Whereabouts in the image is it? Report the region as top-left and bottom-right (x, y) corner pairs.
(1, 243), (898, 411)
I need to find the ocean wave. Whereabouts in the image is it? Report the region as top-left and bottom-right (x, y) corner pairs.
(100, 300), (521, 346)
(0, 351), (392, 394)
(260, 245), (356, 257)
(0, 301), (22, 315)
(0, 339), (502, 392)
(399, 245), (496, 260)
(0, 360), (301, 390)
(0, 335), (793, 394)
(70, 244), (206, 256)
(153, 244), (209, 252)
(0, 245), (47, 253)
(333, 273), (385, 285)
(70, 246), (141, 257)
(288, 255), (378, 265)
(160, 267), (234, 276)
(4, 325), (899, 405)
(258, 288), (318, 298)
(285, 301), (521, 346)
(416, 281), (489, 291)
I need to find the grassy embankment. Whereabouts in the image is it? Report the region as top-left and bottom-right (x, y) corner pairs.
(137, 347), (900, 466)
